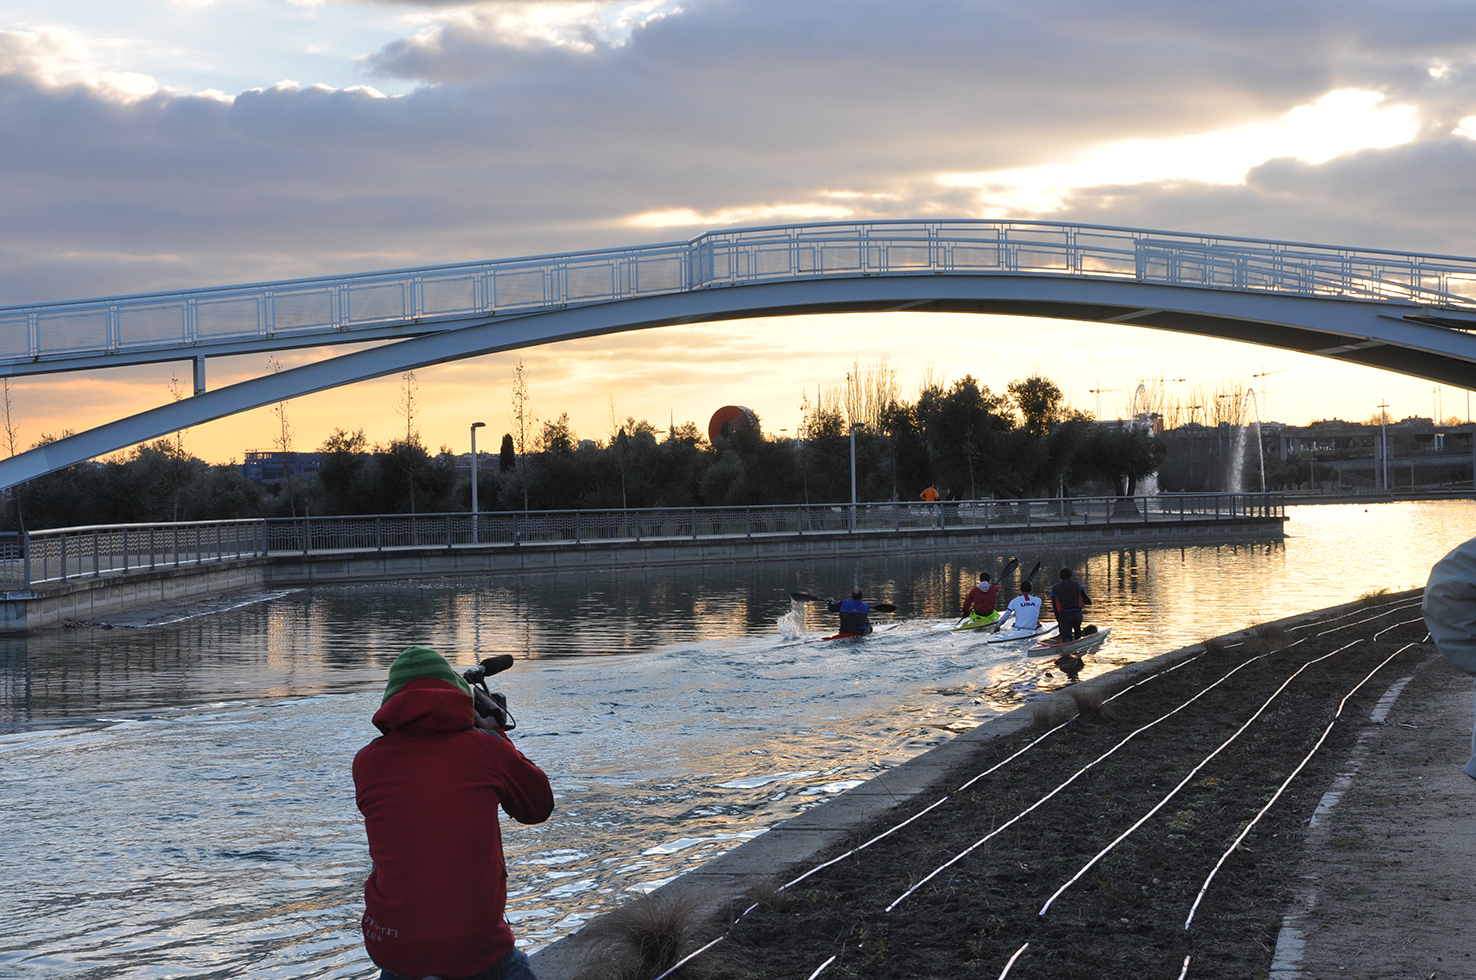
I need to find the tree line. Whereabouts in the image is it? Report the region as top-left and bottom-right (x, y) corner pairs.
(2, 370), (1172, 531)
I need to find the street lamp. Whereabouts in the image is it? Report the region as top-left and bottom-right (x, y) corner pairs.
(849, 422), (863, 531)
(470, 421), (486, 543)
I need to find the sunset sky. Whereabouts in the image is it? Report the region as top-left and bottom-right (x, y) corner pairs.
(3, 1), (1476, 462)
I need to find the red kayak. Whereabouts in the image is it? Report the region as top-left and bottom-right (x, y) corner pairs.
(818, 623), (902, 641)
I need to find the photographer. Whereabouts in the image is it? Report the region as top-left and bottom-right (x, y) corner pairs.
(354, 646), (554, 980)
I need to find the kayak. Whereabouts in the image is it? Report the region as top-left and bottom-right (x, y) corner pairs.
(984, 624), (1057, 644)
(953, 611), (1002, 632)
(1028, 627), (1111, 657)
(820, 622), (897, 640)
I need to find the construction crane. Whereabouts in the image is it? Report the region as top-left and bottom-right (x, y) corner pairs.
(1252, 366), (1287, 419)
(1088, 384), (1120, 420)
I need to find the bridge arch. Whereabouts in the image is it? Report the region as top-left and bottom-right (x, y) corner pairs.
(3, 220), (1476, 489)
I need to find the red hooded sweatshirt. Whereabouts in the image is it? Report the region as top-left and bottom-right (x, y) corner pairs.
(353, 678), (554, 978)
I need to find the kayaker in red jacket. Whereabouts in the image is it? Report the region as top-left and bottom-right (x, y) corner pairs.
(961, 572), (1001, 627)
(354, 646), (554, 980)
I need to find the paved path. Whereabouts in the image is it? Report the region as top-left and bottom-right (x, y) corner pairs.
(1274, 652), (1476, 980)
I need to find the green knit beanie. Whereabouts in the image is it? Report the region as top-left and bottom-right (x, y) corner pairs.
(381, 646), (473, 704)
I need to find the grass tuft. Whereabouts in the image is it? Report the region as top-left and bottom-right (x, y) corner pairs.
(573, 888), (721, 980)
(1201, 636), (1227, 656)
(1068, 688), (1104, 717)
(744, 877), (792, 914)
(1358, 587), (1391, 607)
(1030, 699), (1073, 728)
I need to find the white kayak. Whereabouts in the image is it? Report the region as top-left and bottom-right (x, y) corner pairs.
(984, 624), (1058, 644)
(1028, 627), (1111, 657)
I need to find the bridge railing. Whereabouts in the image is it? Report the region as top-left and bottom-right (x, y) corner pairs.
(3, 219), (1474, 366)
(258, 492), (1280, 553)
(19, 520), (266, 589)
(10, 493), (1282, 588)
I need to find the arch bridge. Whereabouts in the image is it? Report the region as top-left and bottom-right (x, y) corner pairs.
(2, 219), (1476, 489)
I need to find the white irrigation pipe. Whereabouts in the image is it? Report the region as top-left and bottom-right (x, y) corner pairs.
(1176, 954), (1192, 979)
(885, 652), (1271, 912)
(1285, 597), (1422, 633)
(997, 942), (1030, 978)
(805, 954), (837, 979)
(1037, 639), (1364, 915)
(1313, 601), (1425, 638)
(1182, 642), (1416, 929)
(1372, 616), (1427, 642)
(649, 935), (726, 980)
(789, 652), (1211, 889)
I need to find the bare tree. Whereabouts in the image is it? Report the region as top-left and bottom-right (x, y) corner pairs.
(840, 358), (901, 433)
(268, 357), (297, 517)
(396, 371), (421, 443)
(509, 361), (534, 511)
(2, 379), (25, 533)
(167, 373), (189, 457)
(606, 395), (628, 510)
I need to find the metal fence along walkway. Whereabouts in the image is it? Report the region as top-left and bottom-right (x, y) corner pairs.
(3, 221), (1475, 375)
(4, 492), (1284, 590)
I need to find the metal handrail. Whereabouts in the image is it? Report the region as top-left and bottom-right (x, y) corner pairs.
(2, 219), (1472, 367)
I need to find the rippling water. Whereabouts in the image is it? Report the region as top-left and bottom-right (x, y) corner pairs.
(2, 501), (1472, 978)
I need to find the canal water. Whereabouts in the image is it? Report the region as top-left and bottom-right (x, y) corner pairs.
(1, 501), (1472, 979)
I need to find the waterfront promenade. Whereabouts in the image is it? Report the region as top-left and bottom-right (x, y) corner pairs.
(0, 492), (1282, 632)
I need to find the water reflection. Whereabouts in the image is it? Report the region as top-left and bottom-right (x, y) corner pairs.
(1, 501), (1473, 979)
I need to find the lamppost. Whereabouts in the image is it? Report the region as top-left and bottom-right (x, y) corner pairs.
(849, 423), (863, 532)
(470, 421), (486, 543)
(1376, 401), (1389, 491)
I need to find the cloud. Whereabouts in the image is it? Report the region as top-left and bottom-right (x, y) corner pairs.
(937, 90), (1420, 215)
(0, 26), (162, 102)
(3, 0), (1476, 310)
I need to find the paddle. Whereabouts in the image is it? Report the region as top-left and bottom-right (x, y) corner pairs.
(1022, 561), (1041, 587)
(790, 592), (895, 613)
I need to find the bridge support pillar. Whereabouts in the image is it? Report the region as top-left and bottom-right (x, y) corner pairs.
(193, 355), (206, 396)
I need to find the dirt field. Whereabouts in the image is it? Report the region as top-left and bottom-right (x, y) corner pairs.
(693, 591), (1467, 979)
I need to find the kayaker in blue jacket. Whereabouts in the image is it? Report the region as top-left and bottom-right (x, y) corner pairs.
(828, 589), (873, 636)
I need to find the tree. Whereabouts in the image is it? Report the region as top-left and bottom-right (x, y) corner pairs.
(167, 373), (189, 459)
(1070, 426), (1169, 497)
(1008, 376), (1066, 438)
(268, 356), (297, 517)
(318, 427), (370, 514)
(499, 433), (516, 473)
(541, 413), (575, 454)
(396, 371), (420, 442)
(2, 379), (25, 532)
(509, 361), (534, 511)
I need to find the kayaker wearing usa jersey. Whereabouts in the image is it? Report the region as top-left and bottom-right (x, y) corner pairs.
(1050, 568), (1092, 642)
(961, 572), (1001, 627)
(827, 589), (873, 636)
(994, 581), (1043, 631)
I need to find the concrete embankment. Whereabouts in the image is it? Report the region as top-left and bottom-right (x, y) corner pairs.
(1, 514), (1280, 632)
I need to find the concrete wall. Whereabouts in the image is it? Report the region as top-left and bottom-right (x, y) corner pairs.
(0, 559), (266, 632)
(260, 518), (1284, 584)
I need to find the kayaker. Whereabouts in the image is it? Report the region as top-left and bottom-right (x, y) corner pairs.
(961, 572), (1001, 627)
(827, 589), (873, 636)
(1050, 568), (1092, 642)
(995, 580), (1043, 632)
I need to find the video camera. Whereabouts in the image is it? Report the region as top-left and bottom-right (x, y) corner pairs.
(461, 654), (517, 731)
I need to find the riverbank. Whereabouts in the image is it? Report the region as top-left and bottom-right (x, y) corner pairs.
(533, 591), (1472, 979)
